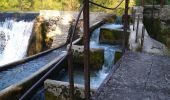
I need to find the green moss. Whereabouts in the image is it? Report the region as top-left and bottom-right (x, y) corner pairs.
(73, 48), (104, 70)
(45, 91), (59, 100)
(143, 17), (161, 40)
(99, 28), (122, 44)
(136, 47), (142, 52)
(114, 51), (122, 64)
(90, 49), (104, 70)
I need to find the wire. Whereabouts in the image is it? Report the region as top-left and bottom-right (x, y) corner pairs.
(89, 0), (125, 10)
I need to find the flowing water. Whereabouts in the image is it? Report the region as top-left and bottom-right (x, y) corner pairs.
(0, 20), (122, 99)
(31, 23), (123, 100)
(59, 24), (123, 88)
(0, 19), (34, 66)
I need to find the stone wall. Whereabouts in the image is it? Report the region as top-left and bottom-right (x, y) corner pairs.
(143, 5), (170, 53)
(27, 11), (114, 56)
(99, 28), (130, 47)
(27, 16), (51, 56)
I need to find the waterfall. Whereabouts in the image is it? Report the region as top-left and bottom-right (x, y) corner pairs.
(0, 19), (34, 66)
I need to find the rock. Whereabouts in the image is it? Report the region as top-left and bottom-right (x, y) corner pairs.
(27, 16), (51, 56)
(143, 5), (170, 52)
(71, 45), (104, 70)
(104, 14), (117, 23)
(0, 31), (8, 53)
(44, 79), (96, 100)
(143, 17), (161, 39)
(66, 19), (83, 44)
(99, 28), (130, 46)
(114, 51), (122, 64)
(160, 5), (170, 23)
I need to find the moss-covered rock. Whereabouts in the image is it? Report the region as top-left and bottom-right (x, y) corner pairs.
(27, 16), (53, 56)
(143, 5), (170, 53)
(71, 45), (104, 70)
(114, 51), (122, 64)
(99, 28), (130, 47)
(90, 48), (104, 70)
(143, 17), (161, 40)
(104, 14), (117, 23)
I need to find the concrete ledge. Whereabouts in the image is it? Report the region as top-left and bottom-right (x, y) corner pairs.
(44, 79), (96, 100)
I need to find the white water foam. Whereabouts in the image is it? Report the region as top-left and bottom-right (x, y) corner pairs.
(0, 20), (34, 66)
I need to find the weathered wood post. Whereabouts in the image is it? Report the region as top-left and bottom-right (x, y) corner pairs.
(83, 0), (90, 99)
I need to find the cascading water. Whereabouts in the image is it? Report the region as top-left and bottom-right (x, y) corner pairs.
(0, 19), (34, 66)
(89, 24), (123, 87)
(31, 23), (123, 99)
(60, 23), (123, 88)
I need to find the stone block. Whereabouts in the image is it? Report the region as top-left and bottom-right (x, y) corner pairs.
(71, 45), (104, 70)
(114, 51), (122, 64)
(99, 28), (130, 46)
(44, 79), (96, 100)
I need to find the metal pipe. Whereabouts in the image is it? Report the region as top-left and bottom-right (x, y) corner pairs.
(89, 0), (124, 10)
(67, 4), (85, 100)
(67, 52), (74, 100)
(141, 0), (144, 7)
(19, 53), (67, 100)
(83, 0), (90, 99)
(123, 0), (129, 53)
(141, 26), (145, 50)
(135, 14), (140, 43)
(161, 0), (164, 8)
(132, 7), (136, 31)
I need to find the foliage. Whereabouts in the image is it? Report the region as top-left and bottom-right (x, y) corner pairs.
(0, 0), (135, 14)
(135, 0), (170, 6)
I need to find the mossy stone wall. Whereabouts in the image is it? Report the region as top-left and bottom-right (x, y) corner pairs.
(99, 28), (130, 47)
(71, 45), (104, 70)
